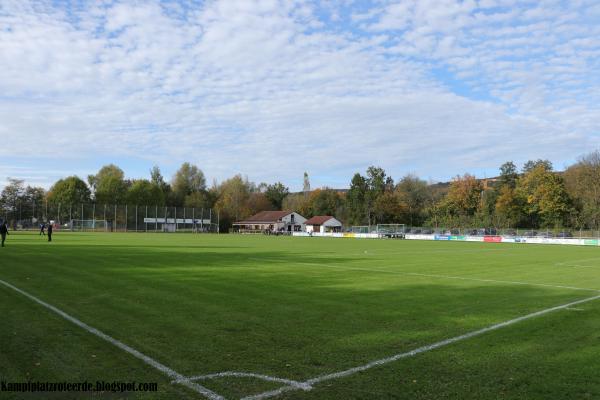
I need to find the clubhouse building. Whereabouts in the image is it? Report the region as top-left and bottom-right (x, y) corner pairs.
(233, 211), (307, 233)
(304, 216), (343, 233)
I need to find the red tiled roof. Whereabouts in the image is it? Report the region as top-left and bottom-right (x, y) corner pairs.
(304, 215), (335, 225)
(235, 211), (294, 224)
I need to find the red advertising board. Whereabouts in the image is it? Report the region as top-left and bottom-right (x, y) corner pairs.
(483, 235), (502, 243)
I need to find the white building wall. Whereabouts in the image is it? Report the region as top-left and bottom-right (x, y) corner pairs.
(281, 212), (307, 225)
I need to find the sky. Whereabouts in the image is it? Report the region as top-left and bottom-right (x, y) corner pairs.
(0, 0), (599, 191)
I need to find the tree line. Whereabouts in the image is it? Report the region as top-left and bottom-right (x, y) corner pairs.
(2, 150), (600, 231)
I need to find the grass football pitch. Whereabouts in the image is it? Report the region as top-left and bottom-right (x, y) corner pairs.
(1, 232), (600, 399)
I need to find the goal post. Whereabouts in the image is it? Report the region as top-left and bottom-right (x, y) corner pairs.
(376, 224), (406, 238)
(350, 225), (371, 234)
(70, 219), (108, 231)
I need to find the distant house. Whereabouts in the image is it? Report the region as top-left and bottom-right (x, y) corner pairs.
(304, 216), (342, 233)
(233, 211), (307, 233)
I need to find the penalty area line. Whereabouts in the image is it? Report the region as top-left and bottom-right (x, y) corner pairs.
(0, 278), (224, 400)
(243, 293), (600, 400)
(177, 371), (312, 391)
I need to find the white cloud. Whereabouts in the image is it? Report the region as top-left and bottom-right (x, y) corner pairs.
(0, 0), (598, 191)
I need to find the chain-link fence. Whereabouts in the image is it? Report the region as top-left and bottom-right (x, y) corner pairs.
(0, 203), (219, 233)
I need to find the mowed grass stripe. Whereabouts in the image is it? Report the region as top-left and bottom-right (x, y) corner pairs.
(250, 257), (599, 293)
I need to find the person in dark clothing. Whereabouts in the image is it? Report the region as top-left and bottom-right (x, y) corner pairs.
(0, 222), (8, 247)
(40, 223), (45, 236)
(47, 223), (53, 242)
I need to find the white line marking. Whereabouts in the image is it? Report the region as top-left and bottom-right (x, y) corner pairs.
(341, 248), (507, 257)
(243, 294), (600, 400)
(0, 279), (224, 400)
(555, 257), (600, 269)
(177, 371), (312, 391)
(252, 259), (600, 293)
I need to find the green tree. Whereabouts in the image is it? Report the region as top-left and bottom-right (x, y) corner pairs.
(423, 184), (448, 228)
(493, 161), (522, 227)
(564, 150), (600, 229)
(171, 162), (206, 206)
(265, 182), (289, 210)
(365, 166), (393, 224)
(373, 191), (404, 224)
(214, 175), (251, 230)
(90, 164), (128, 204)
(282, 193), (309, 215)
(522, 159), (552, 173)
(184, 191), (212, 209)
(23, 186), (46, 205)
(0, 178), (25, 215)
(305, 188), (343, 217)
(346, 173), (368, 225)
(499, 161), (518, 188)
(517, 164), (571, 227)
(21, 186), (46, 220)
(248, 192), (272, 214)
(47, 176), (91, 205)
(536, 174), (571, 227)
(150, 165), (171, 197)
(443, 174), (483, 220)
(395, 174), (428, 226)
(495, 186), (522, 227)
(126, 180), (165, 205)
(366, 166), (388, 196)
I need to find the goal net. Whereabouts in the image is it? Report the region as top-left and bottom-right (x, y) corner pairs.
(70, 219), (108, 231)
(350, 225), (371, 234)
(376, 224), (406, 238)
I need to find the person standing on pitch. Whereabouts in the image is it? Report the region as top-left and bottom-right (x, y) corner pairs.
(0, 221), (8, 247)
(47, 223), (53, 242)
(40, 222), (45, 236)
